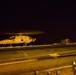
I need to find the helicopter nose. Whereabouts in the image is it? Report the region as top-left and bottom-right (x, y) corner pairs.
(33, 38), (36, 42)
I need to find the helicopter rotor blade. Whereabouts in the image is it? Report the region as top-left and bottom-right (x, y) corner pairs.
(1, 31), (44, 35)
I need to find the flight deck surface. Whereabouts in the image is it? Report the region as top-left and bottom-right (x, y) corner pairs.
(0, 44), (76, 75)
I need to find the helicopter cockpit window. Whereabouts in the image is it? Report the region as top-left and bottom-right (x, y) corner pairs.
(29, 37), (32, 39)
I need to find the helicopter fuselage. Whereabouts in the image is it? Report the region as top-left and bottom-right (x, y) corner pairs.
(0, 35), (36, 45)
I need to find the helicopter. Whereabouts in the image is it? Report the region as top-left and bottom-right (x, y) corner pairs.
(0, 31), (44, 46)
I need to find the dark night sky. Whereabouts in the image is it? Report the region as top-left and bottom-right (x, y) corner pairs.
(0, 1), (76, 44)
